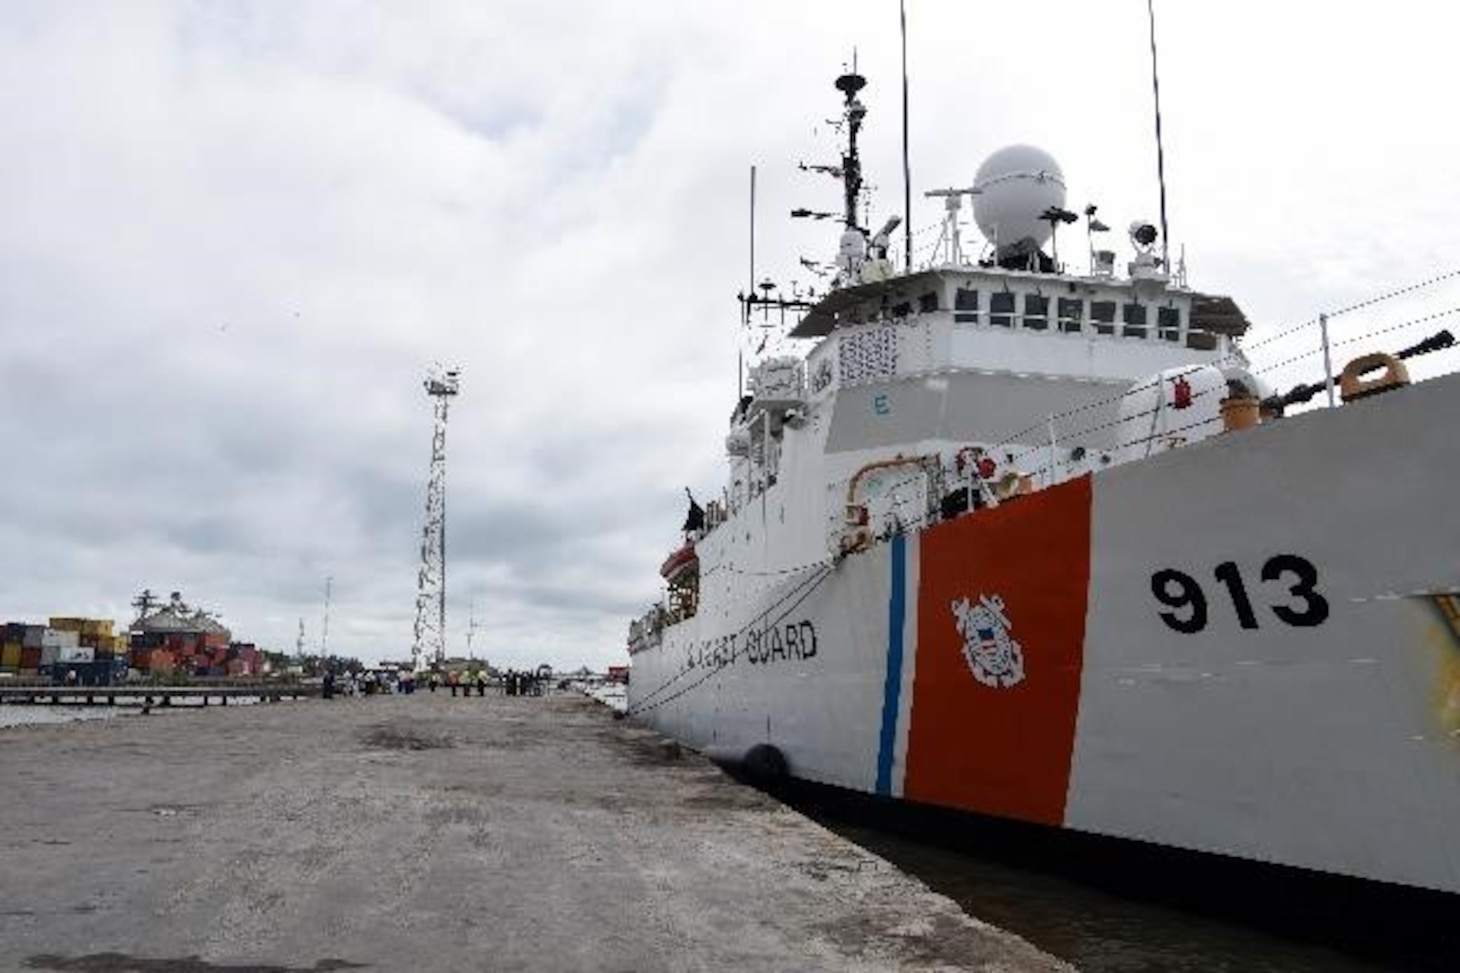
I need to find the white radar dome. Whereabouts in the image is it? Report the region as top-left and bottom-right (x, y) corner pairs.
(972, 145), (1067, 257)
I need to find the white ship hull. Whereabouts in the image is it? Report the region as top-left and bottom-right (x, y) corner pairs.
(629, 374), (1460, 895)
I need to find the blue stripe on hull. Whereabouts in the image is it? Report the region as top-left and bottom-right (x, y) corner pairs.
(875, 534), (907, 796)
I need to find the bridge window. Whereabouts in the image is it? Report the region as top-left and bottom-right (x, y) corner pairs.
(1023, 295), (1048, 330)
(954, 288), (980, 324)
(990, 291), (1015, 327)
(1158, 305), (1182, 341)
(1090, 300), (1116, 335)
(1122, 303), (1148, 338)
(1057, 297), (1083, 333)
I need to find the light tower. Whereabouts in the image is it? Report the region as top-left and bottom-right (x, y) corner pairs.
(413, 365), (460, 670)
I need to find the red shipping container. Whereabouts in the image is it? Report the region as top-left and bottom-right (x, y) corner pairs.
(20, 647), (41, 669)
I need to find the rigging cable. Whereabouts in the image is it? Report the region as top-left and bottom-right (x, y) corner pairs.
(1239, 266), (1460, 354)
(629, 563), (837, 716)
(627, 563), (833, 713)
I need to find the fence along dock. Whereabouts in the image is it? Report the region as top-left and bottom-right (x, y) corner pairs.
(0, 682), (319, 707)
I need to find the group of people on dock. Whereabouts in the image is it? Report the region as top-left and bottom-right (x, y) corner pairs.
(318, 666), (548, 700)
(321, 668), (417, 699)
(427, 669), (543, 696)
(436, 668), (489, 697)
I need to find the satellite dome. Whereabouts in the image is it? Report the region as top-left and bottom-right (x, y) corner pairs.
(972, 145), (1067, 257)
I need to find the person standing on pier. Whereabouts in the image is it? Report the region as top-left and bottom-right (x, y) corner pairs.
(448, 669), (459, 697)
(476, 668), (487, 697)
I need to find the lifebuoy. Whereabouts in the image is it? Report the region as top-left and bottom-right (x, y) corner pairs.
(955, 446), (997, 479)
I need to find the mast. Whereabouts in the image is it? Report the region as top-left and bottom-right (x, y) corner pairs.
(835, 68), (867, 231)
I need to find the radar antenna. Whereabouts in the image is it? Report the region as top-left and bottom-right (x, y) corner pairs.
(413, 365), (460, 671)
(924, 187), (981, 266)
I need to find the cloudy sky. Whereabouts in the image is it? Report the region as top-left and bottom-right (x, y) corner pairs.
(3, 1), (1458, 670)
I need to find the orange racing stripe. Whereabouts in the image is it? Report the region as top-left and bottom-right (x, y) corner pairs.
(902, 476), (1092, 826)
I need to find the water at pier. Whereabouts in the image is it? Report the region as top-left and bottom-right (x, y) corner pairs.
(0, 708), (121, 728)
(0, 694), (275, 729)
(823, 821), (1445, 972)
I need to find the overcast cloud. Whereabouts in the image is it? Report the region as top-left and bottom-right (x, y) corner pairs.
(3, 1), (1458, 670)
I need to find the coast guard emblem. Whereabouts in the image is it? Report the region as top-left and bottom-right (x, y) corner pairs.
(952, 593), (1025, 689)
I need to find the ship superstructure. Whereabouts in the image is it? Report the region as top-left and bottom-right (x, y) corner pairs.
(631, 68), (1260, 651)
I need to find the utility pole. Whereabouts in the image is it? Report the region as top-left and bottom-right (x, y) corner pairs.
(412, 366), (460, 671)
(320, 575), (333, 667)
(465, 597), (482, 661)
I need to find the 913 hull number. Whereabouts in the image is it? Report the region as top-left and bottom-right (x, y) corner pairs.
(1151, 554), (1329, 634)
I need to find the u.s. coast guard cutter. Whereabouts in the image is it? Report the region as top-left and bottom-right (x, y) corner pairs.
(626, 68), (1460, 898)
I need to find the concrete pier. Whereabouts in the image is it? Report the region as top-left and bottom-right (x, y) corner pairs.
(0, 693), (1069, 972)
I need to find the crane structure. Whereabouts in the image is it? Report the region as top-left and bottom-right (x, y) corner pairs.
(412, 366), (460, 670)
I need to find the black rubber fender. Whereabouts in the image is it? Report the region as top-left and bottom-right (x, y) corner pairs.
(742, 743), (789, 781)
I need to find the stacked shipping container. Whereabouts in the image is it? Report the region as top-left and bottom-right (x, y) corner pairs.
(126, 632), (263, 676)
(1, 622), (47, 672)
(1, 615), (267, 682)
(39, 617), (129, 684)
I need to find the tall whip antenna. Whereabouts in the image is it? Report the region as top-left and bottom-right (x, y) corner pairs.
(900, 0), (913, 271)
(742, 164), (755, 399)
(413, 365), (460, 671)
(1146, 0), (1171, 271)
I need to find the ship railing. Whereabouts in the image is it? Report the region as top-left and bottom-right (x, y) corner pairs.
(826, 272), (1460, 544)
(835, 455), (943, 556)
